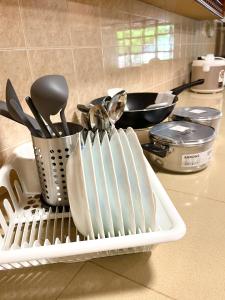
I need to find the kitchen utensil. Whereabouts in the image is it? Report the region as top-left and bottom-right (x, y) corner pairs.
(77, 104), (92, 114)
(169, 106), (222, 133)
(191, 54), (225, 93)
(91, 80), (205, 129)
(126, 127), (156, 231)
(66, 132), (94, 238)
(107, 90), (127, 126)
(30, 75), (70, 137)
(89, 104), (110, 131)
(5, 80), (42, 131)
(25, 96), (52, 138)
(118, 129), (146, 233)
(77, 104), (110, 132)
(0, 100), (43, 133)
(142, 121), (216, 173)
(32, 122), (83, 206)
(102, 95), (112, 110)
(0, 101), (16, 121)
(7, 98), (42, 137)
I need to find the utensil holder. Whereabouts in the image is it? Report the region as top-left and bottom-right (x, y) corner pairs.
(32, 122), (82, 206)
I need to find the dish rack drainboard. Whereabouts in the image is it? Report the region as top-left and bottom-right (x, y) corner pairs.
(0, 143), (186, 270)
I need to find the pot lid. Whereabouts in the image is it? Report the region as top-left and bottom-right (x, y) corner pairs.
(149, 121), (215, 145)
(171, 106), (222, 121)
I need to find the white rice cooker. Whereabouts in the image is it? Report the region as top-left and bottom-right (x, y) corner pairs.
(191, 54), (225, 93)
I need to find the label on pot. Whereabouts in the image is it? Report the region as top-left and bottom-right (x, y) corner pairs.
(170, 125), (190, 132)
(189, 109), (206, 114)
(182, 149), (213, 168)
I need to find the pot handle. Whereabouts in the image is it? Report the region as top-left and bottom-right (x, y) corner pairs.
(170, 79), (205, 96)
(142, 143), (169, 158)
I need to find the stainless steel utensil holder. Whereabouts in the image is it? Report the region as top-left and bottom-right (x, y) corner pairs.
(32, 123), (82, 206)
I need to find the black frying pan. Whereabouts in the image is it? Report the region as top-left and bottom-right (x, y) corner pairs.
(91, 79), (204, 129)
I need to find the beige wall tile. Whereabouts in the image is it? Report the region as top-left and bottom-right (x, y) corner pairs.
(28, 49), (78, 121)
(74, 48), (105, 104)
(0, 114), (31, 153)
(102, 47), (127, 90)
(68, 0), (101, 48)
(101, 8), (130, 47)
(0, 0), (25, 48)
(20, 0), (70, 47)
(0, 50), (31, 101)
(58, 262), (170, 299)
(0, 50), (32, 153)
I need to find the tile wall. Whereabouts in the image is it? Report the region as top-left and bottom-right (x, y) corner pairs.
(0, 0), (216, 164)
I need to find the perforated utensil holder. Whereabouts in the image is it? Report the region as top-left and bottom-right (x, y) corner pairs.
(32, 123), (82, 206)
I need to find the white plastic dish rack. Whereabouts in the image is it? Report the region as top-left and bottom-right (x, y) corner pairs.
(0, 142), (186, 270)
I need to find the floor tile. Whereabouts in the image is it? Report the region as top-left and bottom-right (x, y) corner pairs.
(0, 262), (83, 300)
(58, 262), (171, 300)
(93, 190), (225, 300)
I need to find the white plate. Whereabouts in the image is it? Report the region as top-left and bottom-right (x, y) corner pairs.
(126, 127), (156, 231)
(118, 129), (146, 233)
(66, 133), (94, 238)
(92, 132), (115, 237)
(82, 133), (105, 238)
(110, 130), (136, 234)
(101, 133), (124, 236)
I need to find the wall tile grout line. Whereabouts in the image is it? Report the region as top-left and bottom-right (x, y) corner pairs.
(99, 1), (106, 91)
(90, 261), (177, 300)
(17, 0), (34, 82)
(65, 0), (80, 106)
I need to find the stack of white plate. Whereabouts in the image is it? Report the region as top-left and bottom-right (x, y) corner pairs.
(66, 127), (156, 239)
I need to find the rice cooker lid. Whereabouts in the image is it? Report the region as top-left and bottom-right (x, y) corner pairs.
(192, 54), (225, 67)
(149, 121), (215, 145)
(172, 106), (222, 121)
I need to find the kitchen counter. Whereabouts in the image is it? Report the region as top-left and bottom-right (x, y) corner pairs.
(0, 90), (224, 300)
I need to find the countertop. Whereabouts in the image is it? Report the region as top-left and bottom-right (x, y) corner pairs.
(0, 90), (224, 300)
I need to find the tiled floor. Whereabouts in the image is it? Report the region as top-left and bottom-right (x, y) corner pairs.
(0, 91), (224, 299)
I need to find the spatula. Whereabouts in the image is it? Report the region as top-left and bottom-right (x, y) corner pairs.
(8, 98), (41, 137)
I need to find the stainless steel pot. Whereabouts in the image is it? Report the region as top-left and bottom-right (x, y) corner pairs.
(142, 121), (216, 173)
(169, 106), (222, 134)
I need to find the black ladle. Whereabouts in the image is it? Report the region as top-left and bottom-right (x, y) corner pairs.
(30, 75), (70, 137)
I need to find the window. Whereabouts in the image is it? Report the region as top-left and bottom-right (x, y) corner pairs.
(116, 21), (174, 68)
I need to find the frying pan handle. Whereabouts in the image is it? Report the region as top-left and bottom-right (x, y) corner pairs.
(170, 79), (205, 96)
(142, 143), (169, 158)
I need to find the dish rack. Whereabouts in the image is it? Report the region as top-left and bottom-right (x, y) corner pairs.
(0, 142), (186, 270)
